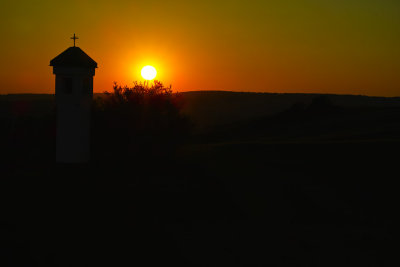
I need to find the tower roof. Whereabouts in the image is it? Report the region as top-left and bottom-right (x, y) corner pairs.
(50, 47), (97, 68)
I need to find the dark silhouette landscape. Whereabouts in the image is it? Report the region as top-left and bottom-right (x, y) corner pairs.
(2, 0), (400, 265)
(1, 90), (400, 266)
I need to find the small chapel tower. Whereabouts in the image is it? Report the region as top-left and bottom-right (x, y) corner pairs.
(50, 34), (98, 163)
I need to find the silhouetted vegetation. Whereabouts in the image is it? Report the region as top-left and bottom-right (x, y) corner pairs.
(91, 81), (192, 162)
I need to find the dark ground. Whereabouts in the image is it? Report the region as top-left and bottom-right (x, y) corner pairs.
(1, 92), (400, 266)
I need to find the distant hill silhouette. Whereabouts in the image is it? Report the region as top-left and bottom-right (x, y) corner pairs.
(180, 91), (400, 131)
(2, 91), (400, 131)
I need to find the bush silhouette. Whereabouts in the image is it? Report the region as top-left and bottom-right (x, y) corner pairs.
(92, 81), (192, 162)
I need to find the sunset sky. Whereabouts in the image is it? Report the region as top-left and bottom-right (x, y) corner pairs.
(1, 0), (400, 96)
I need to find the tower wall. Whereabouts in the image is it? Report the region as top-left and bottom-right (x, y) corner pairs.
(54, 67), (95, 163)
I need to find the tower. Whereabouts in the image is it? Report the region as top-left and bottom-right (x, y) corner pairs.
(50, 34), (98, 163)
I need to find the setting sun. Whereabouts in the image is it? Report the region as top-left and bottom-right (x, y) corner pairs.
(141, 66), (157, 80)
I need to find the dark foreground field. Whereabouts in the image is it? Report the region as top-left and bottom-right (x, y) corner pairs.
(1, 92), (400, 266)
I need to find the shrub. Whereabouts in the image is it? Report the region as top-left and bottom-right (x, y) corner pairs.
(92, 81), (192, 162)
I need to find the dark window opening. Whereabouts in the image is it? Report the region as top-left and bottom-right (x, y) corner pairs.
(63, 77), (73, 94)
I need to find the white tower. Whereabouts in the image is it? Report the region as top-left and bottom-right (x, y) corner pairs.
(50, 34), (98, 163)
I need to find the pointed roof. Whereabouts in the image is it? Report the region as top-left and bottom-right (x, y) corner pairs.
(50, 47), (97, 68)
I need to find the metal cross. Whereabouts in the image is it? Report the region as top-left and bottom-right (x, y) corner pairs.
(71, 33), (79, 47)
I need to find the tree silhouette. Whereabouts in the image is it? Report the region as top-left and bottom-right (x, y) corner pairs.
(92, 81), (192, 162)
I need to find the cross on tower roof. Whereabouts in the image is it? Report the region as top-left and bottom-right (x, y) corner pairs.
(71, 33), (79, 47)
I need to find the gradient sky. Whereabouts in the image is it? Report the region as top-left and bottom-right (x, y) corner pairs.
(1, 0), (400, 96)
